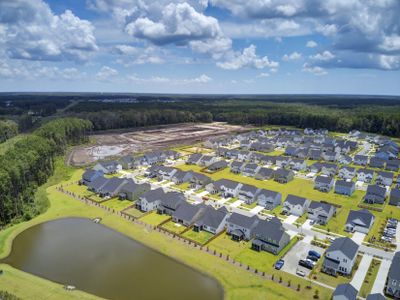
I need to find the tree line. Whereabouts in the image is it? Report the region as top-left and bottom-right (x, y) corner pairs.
(0, 118), (92, 226)
(0, 120), (18, 143)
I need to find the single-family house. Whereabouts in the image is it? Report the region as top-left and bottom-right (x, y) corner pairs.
(189, 173), (212, 190)
(322, 237), (359, 276)
(226, 213), (259, 241)
(93, 161), (122, 174)
(339, 155), (353, 165)
(87, 176), (108, 194)
(254, 167), (274, 180)
(282, 195), (310, 216)
(354, 155), (369, 166)
(98, 177), (128, 198)
(273, 168), (294, 184)
(314, 176), (334, 192)
(307, 201), (336, 225)
(156, 166), (177, 181)
(81, 169), (103, 185)
(357, 169), (374, 183)
(119, 155), (135, 169)
(242, 163), (260, 177)
(365, 294), (386, 300)
(251, 218), (290, 255)
(256, 189), (282, 210)
(376, 171), (394, 186)
(386, 159), (400, 172)
(386, 251), (400, 298)
(207, 160), (228, 172)
(322, 151), (338, 162)
(199, 155), (217, 167)
(364, 185), (386, 204)
(157, 192), (186, 215)
(186, 153), (203, 165)
(136, 188), (165, 212)
(172, 202), (205, 227)
(339, 167), (356, 180)
(309, 149), (322, 160)
(238, 184), (260, 204)
(369, 157), (386, 169)
(332, 283), (358, 300)
(119, 180), (150, 201)
(309, 162), (323, 173)
(230, 161), (245, 174)
(334, 180), (356, 196)
(321, 163), (338, 177)
(389, 188), (400, 206)
(289, 158), (307, 171)
(345, 209), (375, 233)
(193, 206), (229, 234)
(171, 170), (193, 185)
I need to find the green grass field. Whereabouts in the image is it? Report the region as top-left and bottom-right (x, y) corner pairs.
(102, 199), (133, 211)
(182, 229), (214, 244)
(139, 211), (171, 226)
(160, 220), (187, 234)
(123, 207), (145, 218)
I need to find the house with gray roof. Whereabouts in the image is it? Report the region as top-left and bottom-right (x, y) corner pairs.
(254, 167), (274, 180)
(207, 160), (228, 172)
(335, 180), (356, 196)
(338, 155), (353, 165)
(144, 151), (165, 165)
(242, 163), (260, 177)
(365, 294), (386, 300)
(273, 168), (294, 184)
(275, 156), (290, 168)
(238, 184), (260, 204)
(320, 163), (338, 177)
(332, 283), (358, 300)
(119, 155), (135, 169)
(193, 206), (229, 234)
(226, 213), (259, 241)
(87, 176), (108, 193)
(157, 192), (186, 215)
(119, 180), (150, 201)
(364, 185), (386, 204)
(186, 153), (203, 165)
(357, 168), (374, 183)
(307, 201), (336, 225)
(389, 188), (400, 206)
(322, 237), (359, 276)
(289, 158), (307, 171)
(136, 188), (165, 212)
(156, 166), (177, 181)
(189, 173), (211, 190)
(369, 157), (386, 169)
(376, 171), (394, 186)
(314, 176), (334, 192)
(339, 167), (356, 180)
(256, 189), (282, 210)
(171, 170), (193, 185)
(386, 159), (400, 172)
(386, 251), (400, 298)
(207, 179), (242, 198)
(172, 202), (205, 227)
(251, 218), (290, 255)
(98, 177), (128, 198)
(93, 161), (122, 174)
(199, 155), (217, 167)
(345, 209), (375, 234)
(283, 195), (310, 216)
(354, 155), (369, 166)
(309, 149), (322, 160)
(81, 169), (103, 185)
(322, 151), (339, 162)
(230, 161), (245, 174)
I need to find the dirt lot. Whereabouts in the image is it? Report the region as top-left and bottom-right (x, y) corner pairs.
(68, 122), (250, 166)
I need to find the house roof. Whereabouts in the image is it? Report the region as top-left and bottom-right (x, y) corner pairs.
(231, 161), (244, 168)
(160, 192), (185, 210)
(285, 194), (307, 206)
(335, 180), (355, 188)
(252, 218), (287, 244)
(333, 283), (358, 300)
(101, 177), (127, 194)
(195, 206), (228, 229)
(315, 175), (333, 184)
(357, 168), (374, 175)
(140, 188), (165, 203)
(82, 169), (102, 181)
(256, 189), (280, 199)
(227, 213), (259, 229)
(187, 153), (203, 162)
(88, 175), (108, 191)
(274, 168), (292, 177)
(366, 294), (386, 300)
(257, 167), (274, 177)
(378, 171), (394, 179)
(327, 237), (359, 260)
(240, 184), (259, 194)
(120, 179), (149, 193)
(366, 185), (386, 197)
(388, 251), (400, 281)
(214, 179), (241, 190)
(346, 209), (374, 228)
(309, 201), (334, 214)
(173, 202), (204, 223)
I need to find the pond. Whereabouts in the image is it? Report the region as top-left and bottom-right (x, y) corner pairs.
(2, 218), (223, 300)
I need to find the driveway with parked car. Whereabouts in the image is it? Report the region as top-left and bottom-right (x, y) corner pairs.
(280, 240), (325, 277)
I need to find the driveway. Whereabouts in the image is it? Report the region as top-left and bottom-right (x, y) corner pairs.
(284, 215), (299, 225)
(396, 225), (400, 251)
(352, 232), (366, 245)
(250, 205), (264, 215)
(371, 259), (391, 294)
(350, 254), (373, 290)
(281, 240), (324, 277)
(302, 219), (314, 230)
(230, 200), (243, 208)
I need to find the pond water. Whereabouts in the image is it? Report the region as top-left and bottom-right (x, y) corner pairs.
(3, 218), (223, 300)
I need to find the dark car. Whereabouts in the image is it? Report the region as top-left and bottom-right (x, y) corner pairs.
(274, 259), (285, 270)
(307, 255), (318, 262)
(299, 259), (313, 270)
(308, 250), (321, 259)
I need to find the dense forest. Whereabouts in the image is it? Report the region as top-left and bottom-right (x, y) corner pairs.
(0, 118), (92, 226)
(0, 120), (18, 143)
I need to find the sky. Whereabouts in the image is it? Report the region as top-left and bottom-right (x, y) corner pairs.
(0, 0), (399, 95)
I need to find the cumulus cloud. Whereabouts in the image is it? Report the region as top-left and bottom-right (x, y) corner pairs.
(0, 0), (97, 62)
(302, 63), (327, 76)
(306, 40), (318, 48)
(282, 51), (302, 61)
(128, 73), (212, 84)
(217, 45), (279, 70)
(96, 66), (118, 81)
(113, 45), (165, 65)
(310, 51), (335, 61)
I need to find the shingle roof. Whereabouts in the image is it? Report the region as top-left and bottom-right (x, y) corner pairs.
(101, 177), (127, 194)
(227, 213), (259, 229)
(333, 283), (358, 300)
(309, 201), (334, 214)
(366, 293), (386, 300)
(173, 202), (204, 223)
(252, 218), (288, 245)
(388, 251), (400, 281)
(335, 180), (355, 188)
(366, 185), (386, 197)
(195, 206), (228, 229)
(327, 237), (359, 260)
(141, 188), (165, 203)
(346, 209), (374, 228)
(285, 194), (307, 206)
(88, 176), (108, 191)
(315, 175), (333, 184)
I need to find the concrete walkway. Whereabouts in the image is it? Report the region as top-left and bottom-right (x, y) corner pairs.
(351, 254), (373, 290)
(230, 200), (243, 208)
(283, 215), (299, 225)
(249, 205), (264, 215)
(396, 225), (400, 251)
(371, 259), (391, 294)
(352, 232), (366, 245)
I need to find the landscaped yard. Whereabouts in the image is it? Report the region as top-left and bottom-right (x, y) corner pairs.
(123, 207), (146, 218)
(139, 211), (171, 226)
(102, 199), (133, 211)
(161, 220), (187, 234)
(359, 259), (381, 298)
(309, 254), (362, 288)
(182, 229), (214, 244)
(63, 183), (93, 198)
(175, 182), (191, 191)
(239, 201), (258, 209)
(314, 207), (351, 237)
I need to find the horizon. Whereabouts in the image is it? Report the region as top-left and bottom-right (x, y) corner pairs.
(0, 0), (399, 95)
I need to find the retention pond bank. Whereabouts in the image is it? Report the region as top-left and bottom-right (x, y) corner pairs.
(2, 218), (223, 300)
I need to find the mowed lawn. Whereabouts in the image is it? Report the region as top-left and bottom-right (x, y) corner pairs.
(182, 229), (214, 244)
(359, 259), (381, 298)
(123, 206), (146, 218)
(102, 199), (133, 211)
(160, 220), (187, 234)
(139, 211), (171, 226)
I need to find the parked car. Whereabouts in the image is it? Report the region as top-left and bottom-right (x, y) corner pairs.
(299, 259), (313, 270)
(307, 255), (318, 262)
(274, 259), (285, 270)
(296, 269), (306, 277)
(308, 250), (321, 259)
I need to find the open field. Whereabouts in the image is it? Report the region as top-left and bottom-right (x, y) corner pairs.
(0, 160), (332, 300)
(69, 122), (249, 166)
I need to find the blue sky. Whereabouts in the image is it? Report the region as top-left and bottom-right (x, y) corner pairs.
(0, 0), (399, 95)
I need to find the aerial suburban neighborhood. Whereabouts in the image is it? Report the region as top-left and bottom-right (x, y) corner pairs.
(65, 126), (400, 300)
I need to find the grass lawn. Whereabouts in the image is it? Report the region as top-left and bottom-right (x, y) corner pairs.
(239, 201), (258, 209)
(176, 182), (191, 191)
(0, 160), (332, 300)
(294, 213), (308, 226)
(102, 199), (133, 211)
(226, 197), (239, 204)
(314, 207), (351, 237)
(160, 220), (187, 234)
(139, 211), (171, 226)
(63, 183), (93, 198)
(123, 207), (145, 218)
(310, 254), (362, 287)
(182, 229), (214, 244)
(359, 259), (381, 298)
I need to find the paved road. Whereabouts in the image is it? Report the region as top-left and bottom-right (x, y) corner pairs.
(351, 254), (373, 290)
(371, 259), (391, 294)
